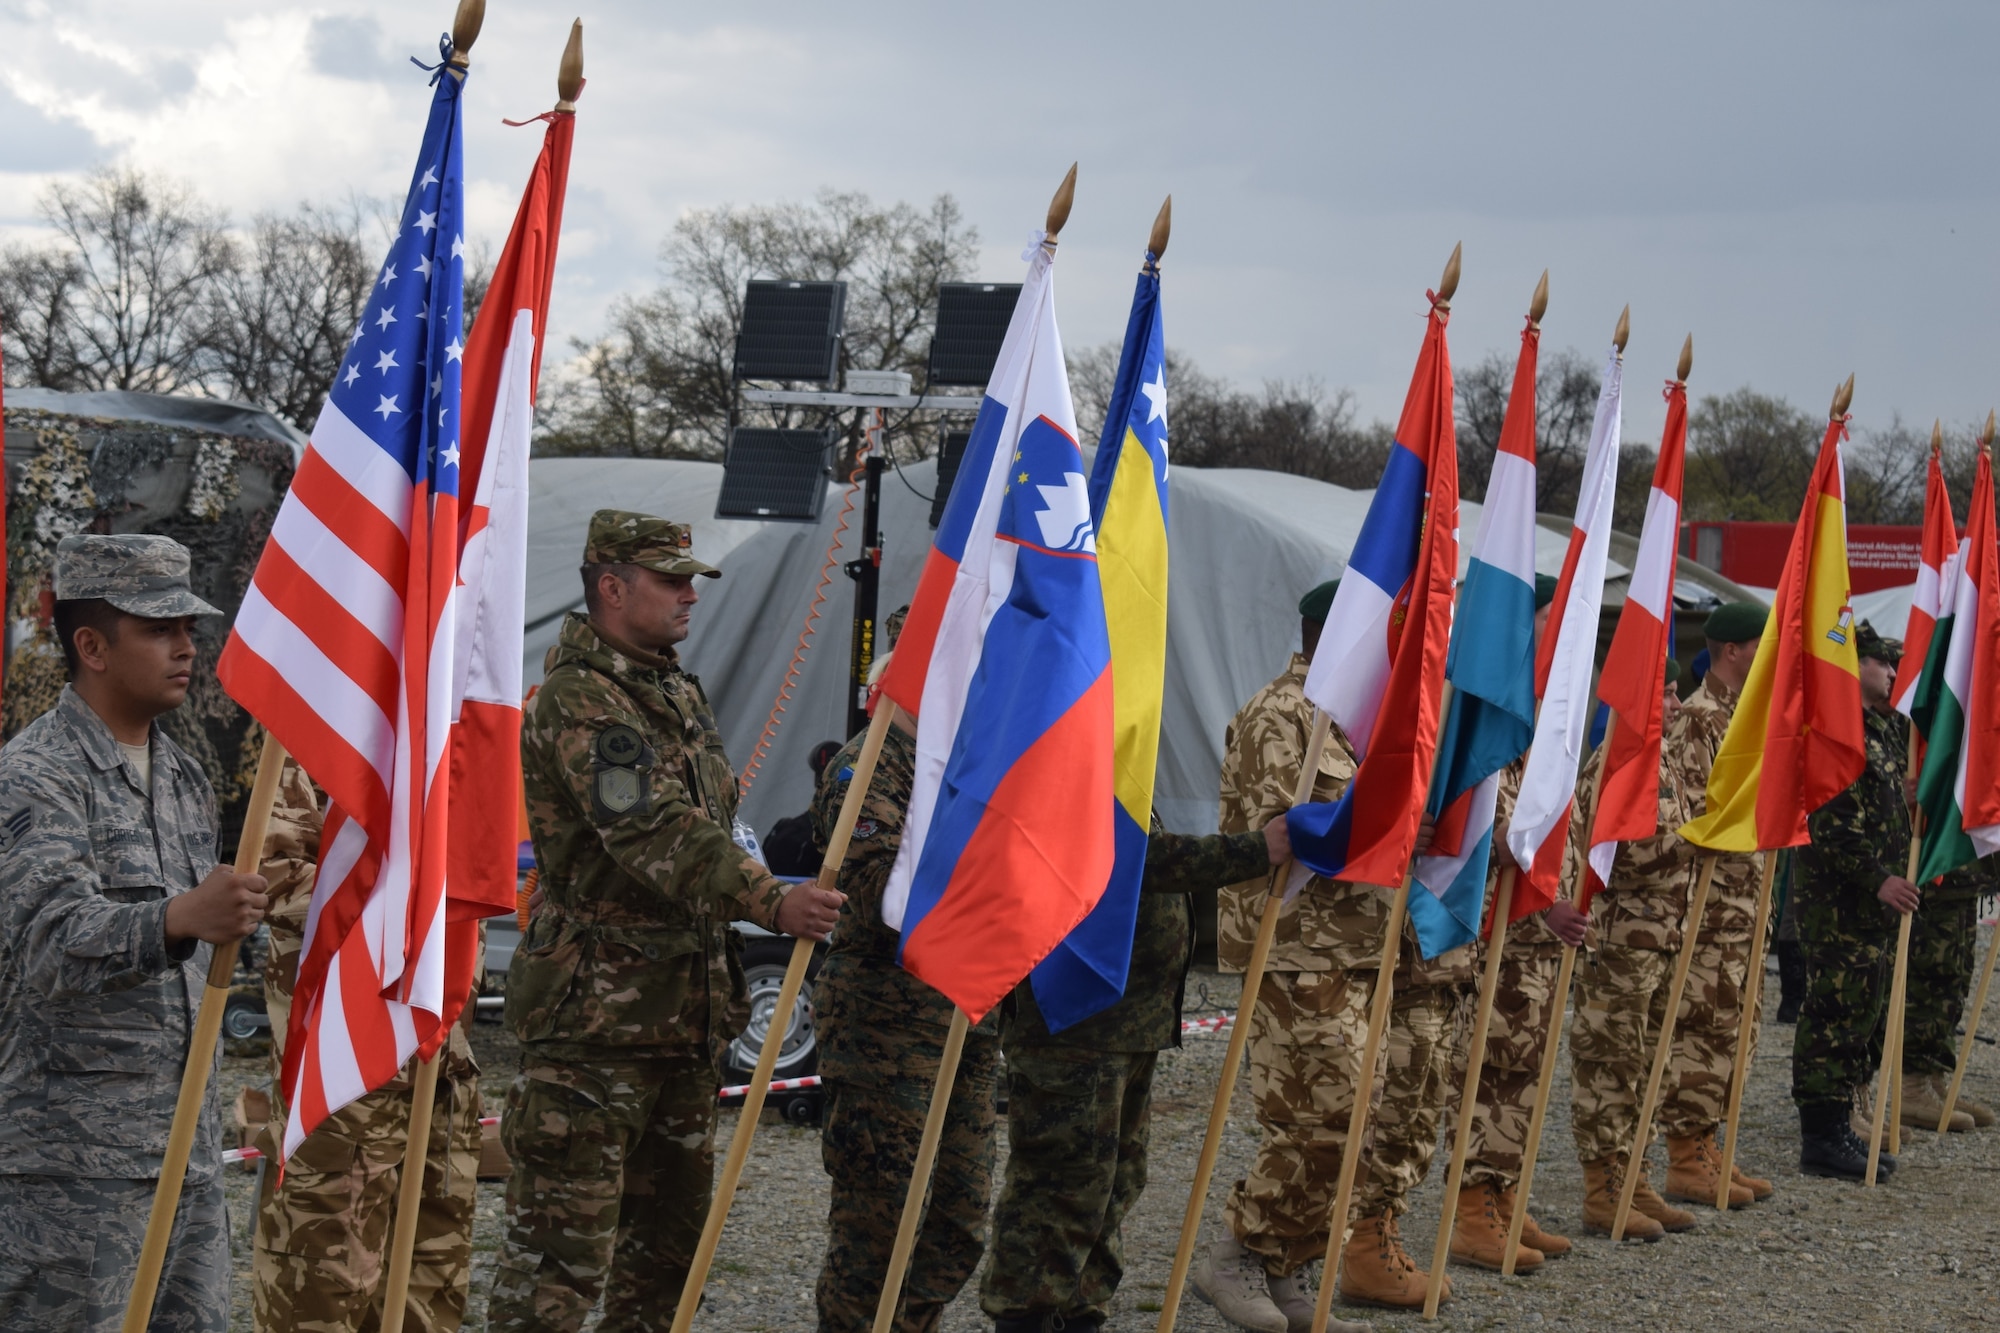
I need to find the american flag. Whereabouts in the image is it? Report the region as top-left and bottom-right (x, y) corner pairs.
(219, 51), (488, 1158)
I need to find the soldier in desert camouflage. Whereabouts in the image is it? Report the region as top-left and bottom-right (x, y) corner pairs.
(250, 759), (483, 1333)
(486, 510), (843, 1333)
(0, 534), (266, 1333)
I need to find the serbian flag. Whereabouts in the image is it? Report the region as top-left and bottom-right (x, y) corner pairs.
(1915, 443), (2000, 881)
(1893, 431), (1961, 727)
(1679, 409), (1864, 852)
(1286, 287), (1459, 890)
(1028, 251), (1169, 1031)
(1407, 314), (1539, 955)
(878, 234), (1115, 1024)
(1508, 345), (1622, 912)
(1582, 372), (1687, 908)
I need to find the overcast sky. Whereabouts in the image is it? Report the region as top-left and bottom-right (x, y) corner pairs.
(2, 1), (1994, 448)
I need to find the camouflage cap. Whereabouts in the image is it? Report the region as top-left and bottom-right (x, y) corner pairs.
(582, 510), (720, 578)
(53, 533), (222, 618)
(1703, 600), (1768, 645)
(1854, 620), (1901, 664)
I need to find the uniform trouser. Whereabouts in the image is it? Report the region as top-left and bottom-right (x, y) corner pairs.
(981, 1045), (1156, 1323)
(814, 1036), (1000, 1333)
(487, 1051), (715, 1333)
(1669, 935), (1758, 1136)
(253, 1069), (481, 1333)
(1906, 895), (1978, 1076)
(1447, 941), (1562, 1190)
(1793, 885), (1896, 1111)
(0, 1173), (227, 1333)
(1223, 969), (1460, 1275)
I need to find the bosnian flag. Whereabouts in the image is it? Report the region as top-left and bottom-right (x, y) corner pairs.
(1408, 314), (1540, 955)
(1915, 441), (2000, 881)
(1286, 287), (1459, 890)
(1507, 344), (1622, 914)
(877, 234), (1115, 1024)
(1894, 430), (1961, 726)
(1583, 370), (1685, 907)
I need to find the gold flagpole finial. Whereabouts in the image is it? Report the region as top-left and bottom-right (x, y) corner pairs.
(1931, 419), (1944, 455)
(1981, 409), (1996, 456)
(1832, 373), (1855, 419)
(450, 0), (485, 66)
(556, 19), (584, 110)
(1613, 304), (1631, 356)
(1527, 269), (1549, 329)
(1434, 242), (1462, 311)
(1045, 164), (1078, 244)
(1148, 195), (1172, 263)
(1676, 334), (1693, 384)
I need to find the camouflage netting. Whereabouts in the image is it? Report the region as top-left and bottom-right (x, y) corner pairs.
(2, 395), (299, 849)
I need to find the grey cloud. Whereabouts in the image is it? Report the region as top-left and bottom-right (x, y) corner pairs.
(308, 14), (389, 82)
(0, 84), (101, 172)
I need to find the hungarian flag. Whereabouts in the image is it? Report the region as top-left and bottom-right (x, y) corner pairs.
(1582, 372), (1688, 907)
(1287, 285), (1458, 890)
(1893, 430), (1961, 727)
(1914, 442), (2000, 881)
(1679, 410), (1864, 852)
(1507, 344), (1623, 912)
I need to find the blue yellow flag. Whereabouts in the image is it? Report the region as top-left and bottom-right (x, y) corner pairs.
(1026, 257), (1170, 1032)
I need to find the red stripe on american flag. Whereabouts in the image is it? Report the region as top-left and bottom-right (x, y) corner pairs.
(217, 641), (393, 837)
(254, 543), (401, 717)
(290, 449), (412, 590)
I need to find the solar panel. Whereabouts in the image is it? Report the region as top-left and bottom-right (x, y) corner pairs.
(929, 429), (972, 529)
(927, 283), (1020, 387)
(733, 280), (846, 382)
(715, 427), (836, 521)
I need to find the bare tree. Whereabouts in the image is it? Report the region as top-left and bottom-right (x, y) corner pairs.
(0, 246), (86, 388)
(1683, 388), (1820, 521)
(1455, 345), (1603, 515)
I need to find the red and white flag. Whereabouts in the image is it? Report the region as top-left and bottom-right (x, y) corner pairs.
(1893, 432), (1961, 723)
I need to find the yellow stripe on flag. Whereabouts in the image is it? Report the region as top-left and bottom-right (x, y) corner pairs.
(1098, 425), (1169, 826)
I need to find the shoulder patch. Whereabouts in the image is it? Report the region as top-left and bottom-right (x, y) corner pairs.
(595, 767), (645, 817)
(595, 724), (645, 766)
(853, 818), (879, 840)
(0, 807), (29, 853)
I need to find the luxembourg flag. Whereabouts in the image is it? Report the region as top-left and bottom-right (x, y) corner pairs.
(1894, 426), (1962, 726)
(1407, 312), (1540, 956)
(877, 234), (1115, 1024)
(1583, 366), (1685, 907)
(1286, 282), (1459, 890)
(1507, 341), (1622, 914)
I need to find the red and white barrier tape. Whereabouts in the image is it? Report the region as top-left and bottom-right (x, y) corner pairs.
(1180, 1013), (1235, 1035)
(223, 1116), (503, 1166)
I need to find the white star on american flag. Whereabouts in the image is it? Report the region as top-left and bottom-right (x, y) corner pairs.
(415, 254), (434, 280)
(440, 443), (460, 469)
(374, 394), (401, 420)
(342, 363), (359, 387)
(415, 209), (438, 235)
(430, 373), (443, 398)
(445, 336), (464, 363)
(378, 263), (397, 288)
(450, 234), (466, 261)
(375, 349), (398, 375)
(419, 165), (439, 189)
(375, 306), (397, 332)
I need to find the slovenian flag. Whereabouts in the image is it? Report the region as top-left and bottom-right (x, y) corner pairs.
(877, 235), (1115, 1024)
(1507, 344), (1622, 914)
(1027, 251), (1171, 1031)
(1286, 286), (1459, 890)
(1407, 313), (1540, 956)
(1915, 441), (2000, 881)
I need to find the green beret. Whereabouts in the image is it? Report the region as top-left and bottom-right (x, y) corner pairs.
(583, 509), (721, 578)
(1703, 601), (1767, 645)
(1534, 573), (1559, 610)
(1854, 621), (1901, 664)
(1299, 579), (1340, 623)
(1664, 657), (1681, 685)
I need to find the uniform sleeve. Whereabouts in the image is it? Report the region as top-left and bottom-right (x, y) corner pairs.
(1219, 698), (1314, 834)
(1141, 829), (1269, 895)
(0, 760), (179, 1000)
(810, 734), (906, 909)
(259, 760), (325, 1055)
(535, 678), (789, 931)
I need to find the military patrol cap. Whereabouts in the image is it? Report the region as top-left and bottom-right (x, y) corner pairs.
(1703, 601), (1767, 644)
(1299, 579), (1340, 623)
(1854, 621), (1900, 664)
(1535, 573), (1559, 609)
(53, 533), (222, 618)
(1664, 657), (1681, 685)
(583, 510), (721, 578)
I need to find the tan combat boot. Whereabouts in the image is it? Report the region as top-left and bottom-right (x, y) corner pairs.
(1630, 1165), (1697, 1234)
(1732, 1157), (1775, 1201)
(1954, 1083), (1997, 1128)
(1903, 1072), (1975, 1132)
(1263, 1266), (1372, 1333)
(1448, 1180), (1543, 1273)
(1338, 1211), (1448, 1310)
(1498, 1185), (1571, 1258)
(1190, 1236), (1288, 1333)
(1664, 1131), (1753, 1208)
(1850, 1082), (1876, 1140)
(1580, 1155), (1664, 1242)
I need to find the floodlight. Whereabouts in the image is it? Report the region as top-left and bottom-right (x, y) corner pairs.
(716, 427), (837, 521)
(927, 283), (1020, 387)
(929, 428), (973, 529)
(733, 280), (846, 382)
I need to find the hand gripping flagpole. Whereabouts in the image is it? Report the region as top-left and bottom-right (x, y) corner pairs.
(122, 731), (289, 1332)
(672, 702), (898, 1331)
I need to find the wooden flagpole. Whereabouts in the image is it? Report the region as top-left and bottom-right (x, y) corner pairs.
(671, 702), (896, 1332)
(1504, 708), (1619, 1273)
(378, 1054), (443, 1333)
(122, 731), (289, 1332)
(1711, 850), (1778, 1207)
(1939, 920), (2000, 1131)
(1155, 709), (1330, 1333)
(871, 1006), (971, 1332)
(1865, 816), (1924, 1182)
(1609, 853), (1716, 1241)
(1423, 866), (1516, 1318)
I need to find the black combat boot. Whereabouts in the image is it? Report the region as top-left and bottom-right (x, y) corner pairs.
(1776, 939), (1806, 1024)
(1799, 1101), (1897, 1181)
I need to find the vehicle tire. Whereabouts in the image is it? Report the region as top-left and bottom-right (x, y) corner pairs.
(223, 994), (269, 1042)
(724, 936), (824, 1087)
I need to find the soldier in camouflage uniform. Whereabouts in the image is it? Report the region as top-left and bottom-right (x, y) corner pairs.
(982, 808), (1286, 1332)
(487, 512), (843, 1333)
(1902, 859), (1995, 1129)
(1793, 624), (1914, 1179)
(251, 759), (483, 1333)
(808, 613), (1006, 1333)
(0, 534), (267, 1332)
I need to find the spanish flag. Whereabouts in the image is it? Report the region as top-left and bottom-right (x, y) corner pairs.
(1679, 404), (1865, 852)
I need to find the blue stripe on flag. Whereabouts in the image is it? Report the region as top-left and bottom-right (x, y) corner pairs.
(1031, 801), (1148, 1030)
(1344, 441), (1427, 594)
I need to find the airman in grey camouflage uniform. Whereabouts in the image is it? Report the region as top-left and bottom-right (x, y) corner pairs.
(0, 534), (263, 1333)
(487, 512), (840, 1333)
(251, 759), (483, 1333)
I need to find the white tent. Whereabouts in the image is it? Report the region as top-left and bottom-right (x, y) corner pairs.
(523, 454), (1756, 839)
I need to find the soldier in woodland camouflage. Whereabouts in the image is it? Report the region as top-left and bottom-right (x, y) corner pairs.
(251, 759), (482, 1333)
(1902, 861), (1995, 1129)
(487, 511), (843, 1333)
(0, 534), (266, 1333)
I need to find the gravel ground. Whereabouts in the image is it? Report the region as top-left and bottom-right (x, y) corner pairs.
(215, 938), (2000, 1331)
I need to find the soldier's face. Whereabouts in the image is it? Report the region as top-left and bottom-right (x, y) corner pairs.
(624, 569), (701, 649)
(1662, 684), (1682, 730)
(1859, 656), (1894, 710)
(86, 614), (198, 715)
